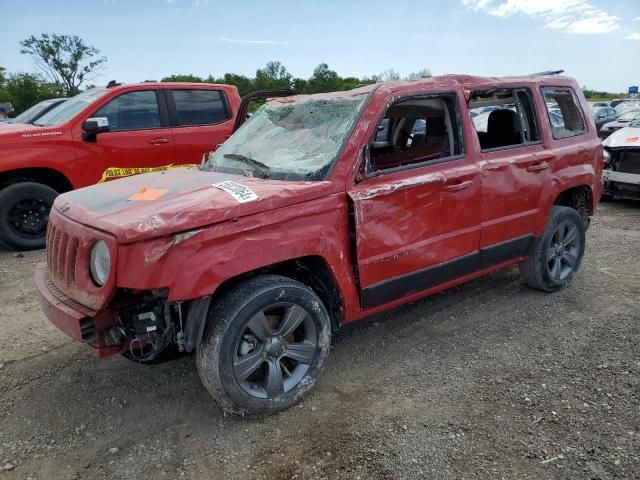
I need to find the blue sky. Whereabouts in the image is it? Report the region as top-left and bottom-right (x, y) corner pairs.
(1, 0), (639, 92)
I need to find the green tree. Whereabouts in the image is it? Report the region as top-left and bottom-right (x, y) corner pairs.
(0, 72), (62, 114)
(0, 67), (6, 85)
(341, 76), (365, 90)
(292, 77), (308, 94)
(20, 34), (106, 96)
(160, 74), (204, 82)
(254, 61), (293, 90)
(307, 63), (341, 93)
(212, 73), (254, 97)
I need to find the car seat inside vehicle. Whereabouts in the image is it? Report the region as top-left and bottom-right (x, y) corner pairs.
(371, 97), (455, 171)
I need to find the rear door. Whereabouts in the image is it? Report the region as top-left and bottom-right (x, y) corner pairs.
(348, 90), (481, 309)
(471, 88), (550, 250)
(73, 89), (176, 184)
(166, 88), (234, 164)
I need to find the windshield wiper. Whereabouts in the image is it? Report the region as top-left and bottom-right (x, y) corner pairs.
(223, 153), (271, 179)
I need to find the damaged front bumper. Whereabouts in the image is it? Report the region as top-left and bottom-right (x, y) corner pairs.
(35, 263), (121, 357)
(36, 263), (211, 361)
(603, 147), (640, 200)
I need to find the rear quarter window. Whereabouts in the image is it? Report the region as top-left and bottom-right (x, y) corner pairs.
(172, 89), (229, 126)
(541, 87), (586, 140)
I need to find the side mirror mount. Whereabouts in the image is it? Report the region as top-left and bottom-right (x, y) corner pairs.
(82, 117), (110, 142)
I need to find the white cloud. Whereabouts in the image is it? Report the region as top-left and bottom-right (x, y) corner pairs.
(635, 16), (640, 21)
(220, 38), (288, 46)
(626, 32), (640, 40)
(462, 0), (619, 34)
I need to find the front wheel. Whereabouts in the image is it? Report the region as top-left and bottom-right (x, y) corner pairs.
(0, 182), (58, 250)
(196, 275), (331, 416)
(520, 206), (586, 292)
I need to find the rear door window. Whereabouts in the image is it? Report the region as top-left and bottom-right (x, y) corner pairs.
(469, 88), (540, 150)
(541, 87), (586, 139)
(172, 89), (229, 126)
(93, 90), (161, 132)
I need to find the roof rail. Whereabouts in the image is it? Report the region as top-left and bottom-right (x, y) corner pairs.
(529, 70), (564, 76)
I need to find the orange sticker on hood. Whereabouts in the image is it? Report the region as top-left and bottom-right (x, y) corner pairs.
(128, 188), (169, 201)
(625, 137), (640, 144)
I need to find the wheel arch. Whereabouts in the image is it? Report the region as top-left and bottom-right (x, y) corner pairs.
(206, 255), (344, 333)
(552, 184), (594, 226)
(0, 167), (74, 193)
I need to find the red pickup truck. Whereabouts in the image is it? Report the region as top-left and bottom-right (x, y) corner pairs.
(37, 74), (602, 416)
(0, 82), (243, 250)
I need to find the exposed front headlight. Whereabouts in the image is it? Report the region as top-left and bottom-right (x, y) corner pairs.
(603, 149), (611, 167)
(90, 240), (111, 286)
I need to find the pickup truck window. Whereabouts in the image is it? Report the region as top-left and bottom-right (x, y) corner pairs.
(205, 93), (369, 181)
(470, 88), (539, 150)
(541, 87), (586, 139)
(93, 90), (161, 132)
(370, 93), (463, 172)
(172, 89), (228, 126)
(35, 89), (109, 126)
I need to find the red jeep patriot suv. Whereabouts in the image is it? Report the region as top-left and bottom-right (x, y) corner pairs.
(0, 82), (242, 250)
(36, 74), (602, 416)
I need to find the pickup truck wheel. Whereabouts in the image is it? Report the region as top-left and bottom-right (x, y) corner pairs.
(520, 206), (585, 292)
(196, 275), (331, 416)
(0, 182), (58, 250)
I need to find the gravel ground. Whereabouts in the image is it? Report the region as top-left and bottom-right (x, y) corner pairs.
(0, 200), (638, 480)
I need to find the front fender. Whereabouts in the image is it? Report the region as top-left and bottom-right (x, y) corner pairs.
(116, 193), (359, 314)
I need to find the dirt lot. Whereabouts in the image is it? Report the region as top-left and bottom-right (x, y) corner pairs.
(0, 200), (639, 480)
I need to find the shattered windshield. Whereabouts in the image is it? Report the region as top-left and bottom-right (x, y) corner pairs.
(205, 93), (369, 180)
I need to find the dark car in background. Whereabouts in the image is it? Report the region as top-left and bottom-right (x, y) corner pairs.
(0, 98), (68, 126)
(592, 106), (617, 135)
(599, 109), (640, 139)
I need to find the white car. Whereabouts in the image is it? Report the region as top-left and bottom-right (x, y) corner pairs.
(602, 118), (640, 200)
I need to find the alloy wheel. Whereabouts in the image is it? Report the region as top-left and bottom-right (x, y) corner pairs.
(233, 303), (318, 399)
(547, 220), (581, 282)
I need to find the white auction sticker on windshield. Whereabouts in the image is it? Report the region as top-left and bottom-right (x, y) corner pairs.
(213, 180), (259, 203)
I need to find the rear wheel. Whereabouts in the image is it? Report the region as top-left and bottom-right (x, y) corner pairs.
(0, 182), (58, 250)
(520, 206), (585, 292)
(196, 275), (331, 416)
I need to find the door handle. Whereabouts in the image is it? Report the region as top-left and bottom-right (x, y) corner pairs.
(526, 161), (549, 172)
(484, 163), (508, 172)
(443, 180), (473, 192)
(149, 138), (169, 145)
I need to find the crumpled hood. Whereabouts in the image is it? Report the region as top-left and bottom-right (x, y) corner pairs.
(55, 168), (334, 243)
(603, 126), (640, 149)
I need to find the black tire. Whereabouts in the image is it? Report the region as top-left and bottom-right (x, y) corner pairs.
(0, 182), (58, 251)
(520, 206), (586, 292)
(196, 275), (331, 416)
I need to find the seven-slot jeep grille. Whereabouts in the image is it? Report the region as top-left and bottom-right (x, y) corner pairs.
(46, 221), (80, 289)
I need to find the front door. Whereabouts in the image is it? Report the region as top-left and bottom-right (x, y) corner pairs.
(348, 91), (480, 310)
(73, 89), (176, 184)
